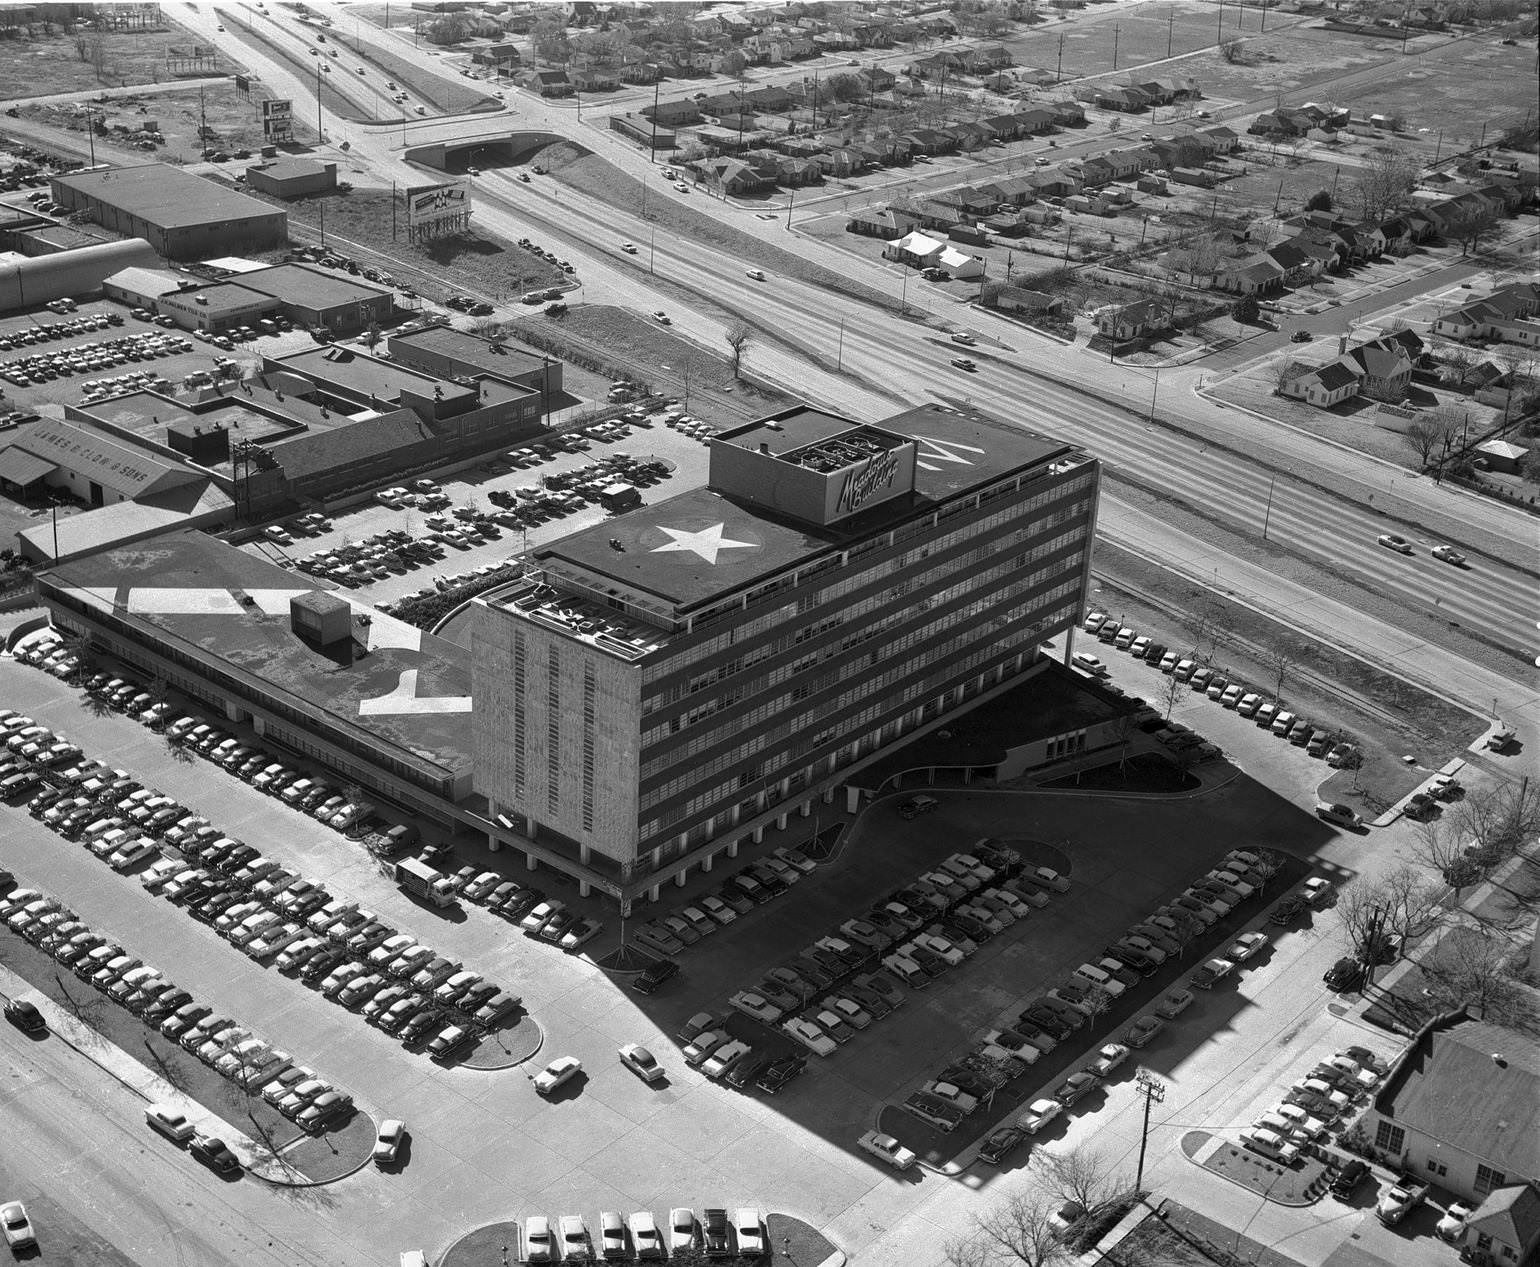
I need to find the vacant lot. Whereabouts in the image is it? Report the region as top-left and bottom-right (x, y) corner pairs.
(0, 20), (240, 99)
(1002, 0), (1265, 81)
(242, 187), (569, 304)
(1331, 38), (1539, 137)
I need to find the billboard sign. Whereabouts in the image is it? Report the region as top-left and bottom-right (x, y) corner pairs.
(406, 180), (471, 240)
(261, 98), (293, 143)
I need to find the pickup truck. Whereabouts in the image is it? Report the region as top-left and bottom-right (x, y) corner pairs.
(701, 1207), (731, 1256)
(1376, 1177), (1429, 1224)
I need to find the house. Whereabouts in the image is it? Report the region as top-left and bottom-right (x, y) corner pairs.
(1171, 166), (1217, 189)
(1345, 339), (1414, 400)
(1264, 239), (1322, 285)
(518, 69), (574, 97)
(1098, 300), (1166, 340)
(1474, 439), (1530, 474)
(1360, 1012), (1540, 1207)
(1458, 1184), (1540, 1267)
(1433, 285), (1540, 345)
(883, 230), (946, 266)
(938, 246), (985, 280)
(697, 158), (773, 196)
(1133, 80), (1176, 106)
(846, 207), (912, 240)
(1222, 255), (1285, 295)
(984, 112), (1028, 141)
(1045, 100), (1086, 126)
(1378, 216), (1416, 254)
(947, 123), (995, 153)
(1202, 125), (1241, 154)
(1280, 359), (1361, 407)
(902, 129), (957, 157)
(858, 66), (897, 94)
(1080, 149), (1144, 186)
(569, 67), (620, 92)
(995, 286), (1067, 317)
(1095, 86), (1151, 112)
(977, 175), (1040, 207)
(1028, 170), (1082, 198)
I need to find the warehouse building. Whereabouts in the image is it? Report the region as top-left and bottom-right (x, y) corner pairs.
(0, 237), (159, 314)
(243, 158), (338, 199)
(388, 324), (565, 408)
(157, 281), (281, 332)
(470, 401), (1099, 900)
(48, 163), (287, 261)
(232, 262), (391, 333)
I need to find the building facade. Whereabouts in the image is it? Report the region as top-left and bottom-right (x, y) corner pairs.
(470, 402), (1099, 902)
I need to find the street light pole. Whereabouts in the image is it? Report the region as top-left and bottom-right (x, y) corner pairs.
(836, 317), (845, 371)
(1134, 1069), (1167, 1194)
(1261, 473), (1277, 540)
(1148, 367), (1160, 422)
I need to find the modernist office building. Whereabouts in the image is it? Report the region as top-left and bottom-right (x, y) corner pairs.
(471, 401), (1100, 903)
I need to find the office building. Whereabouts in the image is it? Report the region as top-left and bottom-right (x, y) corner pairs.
(470, 401), (1099, 901)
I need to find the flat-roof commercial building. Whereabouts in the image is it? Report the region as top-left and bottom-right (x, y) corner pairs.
(234, 263), (392, 333)
(49, 164), (287, 261)
(388, 324), (564, 405)
(158, 281), (282, 332)
(37, 531), (474, 814)
(470, 401), (1099, 902)
(244, 158), (337, 199)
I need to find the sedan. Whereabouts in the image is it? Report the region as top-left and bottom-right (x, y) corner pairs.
(1190, 958), (1235, 989)
(1430, 544), (1465, 566)
(534, 1055), (582, 1096)
(1054, 1070), (1100, 1107)
(373, 1119), (407, 1164)
(190, 1132), (240, 1173)
(1086, 1043), (1130, 1078)
(1019, 1098), (1063, 1134)
(1, 1201), (37, 1250)
(1376, 533), (1413, 554)
(1225, 931), (1270, 962)
(618, 1043), (665, 1084)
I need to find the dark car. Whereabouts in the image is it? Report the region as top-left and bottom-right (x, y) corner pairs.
(1323, 957), (1367, 993)
(726, 1053), (772, 1091)
(1330, 1159), (1370, 1198)
(1269, 894), (1309, 926)
(632, 958), (679, 995)
(1019, 1004), (1075, 1040)
(977, 1124), (1029, 1165)
(754, 1054), (807, 1095)
(1142, 642), (1167, 663)
(4, 999), (46, 1034)
(1291, 330), (1313, 342)
(301, 947), (348, 983)
(190, 1133), (240, 1173)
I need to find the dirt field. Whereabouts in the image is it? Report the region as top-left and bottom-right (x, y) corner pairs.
(240, 186), (569, 305)
(18, 82), (310, 166)
(1330, 38), (1540, 138)
(1002, 0), (1262, 81)
(0, 19), (240, 99)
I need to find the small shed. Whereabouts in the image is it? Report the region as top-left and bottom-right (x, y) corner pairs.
(1474, 439), (1529, 474)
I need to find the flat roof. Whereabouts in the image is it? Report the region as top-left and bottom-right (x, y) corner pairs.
(42, 531), (473, 781)
(717, 405), (864, 455)
(388, 324), (552, 381)
(236, 262), (390, 312)
(273, 346), (476, 407)
(53, 163), (281, 231)
(536, 403), (1076, 612)
(167, 282), (278, 316)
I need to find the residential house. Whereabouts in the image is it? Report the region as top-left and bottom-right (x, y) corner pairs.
(1202, 125), (1241, 154)
(932, 187), (997, 218)
(743, 85), (795, 113)
(471, 43), (522, 69)
(569, 67), (620, 92)
(1097, 300), (1166, 340)
(1265, 238), (1326, 285)
(938, 245), (985, 280)
(1281, 359), (1361, 407)
(1221, 255), (1286, 295)
(1080, 149), (1145, 186)
(984, 112), (1029, 141)
(1378, 216), (1416, 254)
(883, 230), (946, 267)
(1095, 85), (1151, 112)
(947, 123), (995, 153)
(1171, 166), (1217, 189)
(846, 206), (912, 240)
(825, 147), (877, 179)
(1150, 135), (1210, 170)
(517, 69), (573, 97)
(858, 66), (897, 94)
(1457, 1184), (1540, 1267)
(1344, 338), (1414, 400)
(1359, 1012), (1540, 1207)
(1133, 80), (1177, 106)
(1028, 170), (1083, 198)
(995, 286), (1068, 317)
(1045, 100), (1086, 126)
(977, 175), (1040, 207)
(902, 129), (957, 157)
(696, 157), (773, 196)
(968, 45), (1013, 71)
(1474, 439), (1530, 474)
(887, 199), (960, 233)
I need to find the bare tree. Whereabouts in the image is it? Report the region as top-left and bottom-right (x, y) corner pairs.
(1349, 146), (1421, 222)
(1271, 357), (1303, 396)
(1032, 1146), (1127, 1214)
(724, 322), (752, 379)
(1439, 343), (1480, 388)
(1266, 646), (1293, 702)
(1250, 849), (1286, 893)
(1159, 668), (1184, 722)
(1377, 864), (1449, 950)
(1447, 202), (1504, 257)
(1453, 782), (1540, 872)
(1412, 818), (1484, 896)
(1419, 930), (1534, 1028)
(1110, 712), (1137, 774)
(1404, 410), (1462, 467)
(948, 1190), (1073, 1267)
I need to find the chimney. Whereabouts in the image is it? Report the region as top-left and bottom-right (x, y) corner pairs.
(759, 443), (771, 454)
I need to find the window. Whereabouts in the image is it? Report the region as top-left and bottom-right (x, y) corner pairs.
(1374, 1120), (1405, 1154)
(1425, 1160), (1447, 1177)
(1475, 1164), (1506, 1196)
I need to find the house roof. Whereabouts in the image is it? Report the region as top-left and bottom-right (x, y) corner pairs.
(1312, 361), (1361, 391)
(0, 445), (57, 486)
(272, 411), (434, 481)
(1346, 344), (1410, 380)
(1375, 1016), (1540, 1183)
(7, 418), (200, 498)
(1467, 1185), (1540, 1253)
(1108, 299), (1165, 324)
(1232, 256), (1283, 282)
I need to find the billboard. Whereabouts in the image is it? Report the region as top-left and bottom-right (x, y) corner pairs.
(261, 98), (293, 143)
(406, 180), (471, 241)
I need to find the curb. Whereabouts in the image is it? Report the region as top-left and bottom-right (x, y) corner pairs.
(461, 1015), (545, 1073)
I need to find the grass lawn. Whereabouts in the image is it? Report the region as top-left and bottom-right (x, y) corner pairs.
(1002, 1), (1246, 81)
(538, 143), (903, 311)
(1331, 38), (1540, 137)
(0, 20), (241, 98)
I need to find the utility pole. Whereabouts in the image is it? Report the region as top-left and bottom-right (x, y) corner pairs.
(1056, 33), (1066, 82)
(1148, 367), (1160, 422)
(316, 62), (323, 143)
(1169, 9), (1175, 57)
(836, 317), (845, 372)
(1113, 24), (1120, 70)
(1134, 1070), (1166, 1194)
(1262, 0), (1269, 32)
(786, 188), (795, 229)
(649, 80), (659, 163)
(1217, 0), (1224, 44)
(1261, 473), (1277, 539)
(319, 199), (325, 250)
(1273, 179), (1284, 214)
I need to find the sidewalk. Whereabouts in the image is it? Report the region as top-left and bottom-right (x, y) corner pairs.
(0, 961), (327, 1186)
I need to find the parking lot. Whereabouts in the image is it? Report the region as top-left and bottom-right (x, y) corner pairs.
(244, 417), (714, 619)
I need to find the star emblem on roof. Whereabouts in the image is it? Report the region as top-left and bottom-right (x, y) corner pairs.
(650, 522), (755, 564)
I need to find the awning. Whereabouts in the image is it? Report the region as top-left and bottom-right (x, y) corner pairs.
(0, 447), (57, 487)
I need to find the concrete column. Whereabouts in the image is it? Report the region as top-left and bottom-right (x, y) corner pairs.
(731, 804), (741, 826)
(648, 885), (660, 903)
(579, 880), (591, 897)
(487, 832), (500, 854)
(580, 843), (591, 864)
(526, 852), (539, 872)
(702, 853), (715, 872)
(775, 813), (788, 830)
(846, 786), (861, 813)
(675, 870), (688, 888)
(799, 801), (811, 818)
(823, 788), (835, 805)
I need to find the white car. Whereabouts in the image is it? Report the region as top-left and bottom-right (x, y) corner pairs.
(1019, 1098), (1062, 1133)
(859, 1130), (916, 1170)
(732, 1210), (765, 1257)
(701, 1039), (752, 1080)
(1031, 866), (1070, 892)
(533, 1055), (582, 1096)
(781, 1017), (836, 1056)
(668, 1208), (697, 1252)
(729, 991), (784, 1024)
(372, 1118), (406, 1164)
(618, 1043), (665, 1084)
(1225, 931), (1269, 962)
(1086, 1043), (1130, 1078)
(1240, 1126), (1300, 1164)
